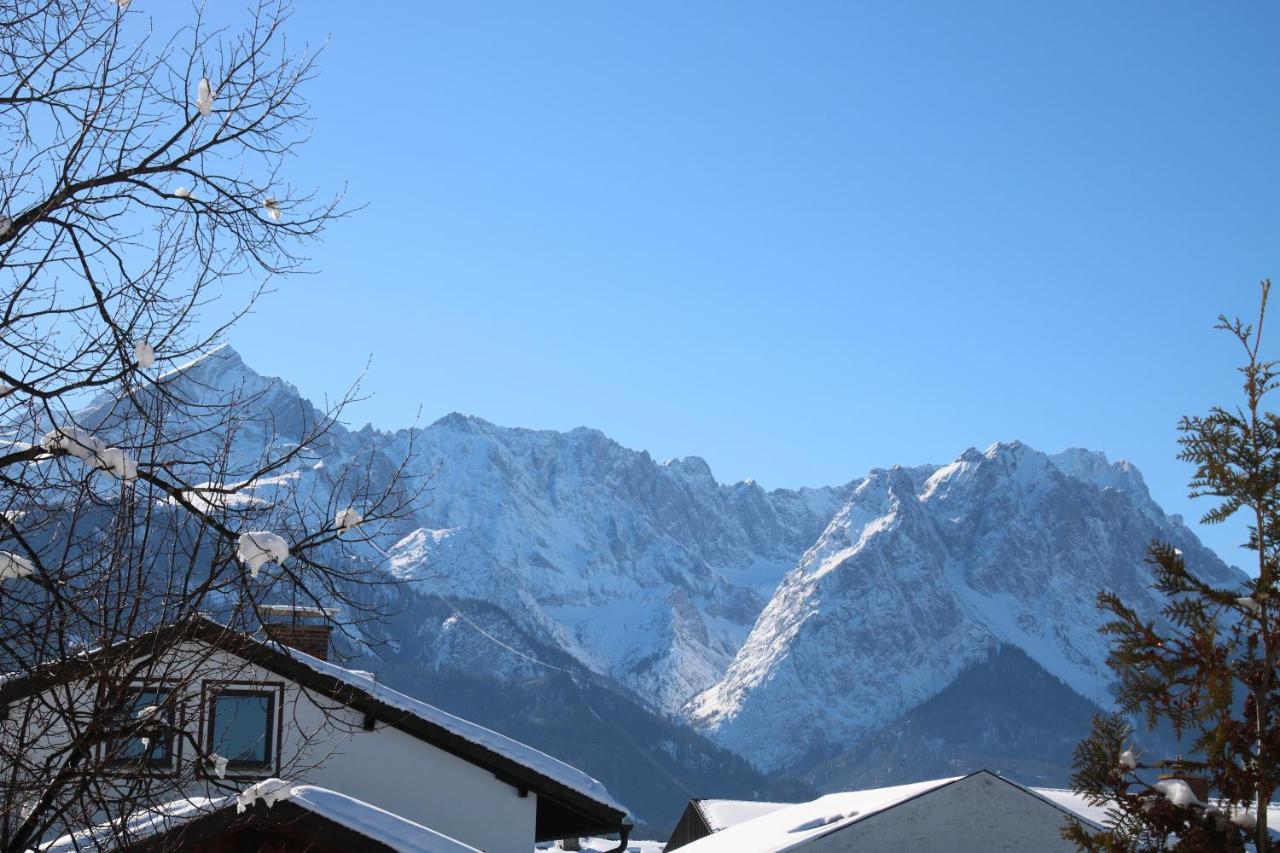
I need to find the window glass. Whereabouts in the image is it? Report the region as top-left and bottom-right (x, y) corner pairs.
(209, 691), (273, 768)
(108, 687), (173, 767)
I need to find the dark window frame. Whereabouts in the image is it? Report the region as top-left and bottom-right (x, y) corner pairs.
(101, 684), (181, 772)
(201, 681), (283, 778)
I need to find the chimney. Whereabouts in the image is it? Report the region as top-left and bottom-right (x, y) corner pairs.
(257, 605), (336, 660)
(1156, 758), (1211, 804)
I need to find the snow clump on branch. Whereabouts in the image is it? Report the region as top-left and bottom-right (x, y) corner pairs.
(335, 508), (362, 531)
(237, 532), (290, 579)
(236, 779), (295, 814)
(0, 552), (35, 581)
(196, 77), (213, 117)
(41, 427), (137, 480)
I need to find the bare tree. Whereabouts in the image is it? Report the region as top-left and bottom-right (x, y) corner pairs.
(0, 1), (420, 848)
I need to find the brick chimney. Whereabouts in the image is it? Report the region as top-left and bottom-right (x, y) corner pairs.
(257, 605), (336, 660)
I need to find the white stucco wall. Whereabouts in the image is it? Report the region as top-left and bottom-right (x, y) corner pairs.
(289, 694), (537, 853)
(801, 774), (1082, 853)
(189, 644), (539, 852)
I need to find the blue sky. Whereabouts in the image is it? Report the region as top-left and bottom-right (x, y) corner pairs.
(187, 2), (1277, 565)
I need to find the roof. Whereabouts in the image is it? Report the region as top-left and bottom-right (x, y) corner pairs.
(41, 784), (480, 853)
(695, 798), (793, 832)
(1033, 786), (1280, 835)
(0, 616), (627, 841)
(674, 771), (1091, 853)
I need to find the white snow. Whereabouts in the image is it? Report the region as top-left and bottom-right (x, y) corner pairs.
(96, 446), (137, 481)
(196, 77), (213, 116)
(1035, 787), (1280, 837)
(1154, 778), (1200, 808)
(1119, 749), (1138, 770)
(673, 778), (960, 853)
(41, 785), (482, 853)
(696, 799), (792, 831)
(266, 638), (625, 814)
(40, 796), (223, 852)
(134, 341), (155, 369)
(0, 551), (35, 580)
(336, 507), (363, 531)
(1239, 596), (1261, 613)
(236, 778), (295, 813)
(208, 753), (229, 779)
(0, 215), (11, 237)
(40, 427), (136, 480)
(173, 186), (191, 199)
(237, 531), (289, 578)
(41, 426), (107, 461)
(535, 839), (664, 853)
(290, 786), (481, 852)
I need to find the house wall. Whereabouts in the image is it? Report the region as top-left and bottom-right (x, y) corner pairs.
(191, 645), (538, 853)
(801, 774), (1081, 853)
(7, 641), (537, 853)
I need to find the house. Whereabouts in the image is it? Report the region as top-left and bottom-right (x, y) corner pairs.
(664, 798), (791, 850)
(664, 770), (1093, 853)
(1, 611), (628, 852)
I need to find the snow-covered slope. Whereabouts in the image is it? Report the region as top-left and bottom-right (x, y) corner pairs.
(76, 348), (1247, 799)
(76, 346), (847, 713)
(687, 441), (1243, 772)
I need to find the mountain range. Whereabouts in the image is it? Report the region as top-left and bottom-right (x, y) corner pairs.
(73, 346), (1246, 834)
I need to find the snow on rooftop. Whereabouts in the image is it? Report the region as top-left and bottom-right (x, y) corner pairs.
(40, 796), (224, 852)
(676, 777), (962, 853)
(534, 838), (665, 853)
(290, 785), (481, 852)
(696, 798), (793, 831)
(40, 786), (479, 853)
(1033, 786), (1280, 836)
(269, 640), (626, 814)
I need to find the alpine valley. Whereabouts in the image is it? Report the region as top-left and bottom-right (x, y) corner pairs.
(78, 347), (1247, 835)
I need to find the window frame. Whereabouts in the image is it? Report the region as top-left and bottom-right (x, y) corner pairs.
(200, 680), (284, 778)
(100, 683), (182, 774)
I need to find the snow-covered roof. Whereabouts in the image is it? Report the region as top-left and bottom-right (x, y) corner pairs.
(290, 785), (481, 852)
(695, 798), (793, 831)
(41, 785), (479, 853)
(676, 776), (964, 852)
(269, 639), (625, 814)
(1033, 786), (1280, 835)
(41, 796), (221, 852)
(535, 838), (665, 853)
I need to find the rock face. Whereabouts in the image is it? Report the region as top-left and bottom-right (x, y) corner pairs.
(687, 442), (1243, 773)
(71, 347), (1247, 811)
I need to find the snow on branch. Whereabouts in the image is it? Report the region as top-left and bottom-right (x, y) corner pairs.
(236, 779), (294, 814)
(40, 427), (138, 481)
(237, 532), (290, 579)
(0, 552), (35, 581)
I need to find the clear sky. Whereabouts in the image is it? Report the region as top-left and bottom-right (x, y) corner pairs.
(183, 2), (1278, 566)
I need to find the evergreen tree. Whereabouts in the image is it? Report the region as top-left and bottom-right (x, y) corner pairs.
(1066, 281), (1280, 852)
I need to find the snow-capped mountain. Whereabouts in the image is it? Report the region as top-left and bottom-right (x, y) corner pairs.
(67, 347), (1248, 823)
(687, 441), (1244, 773)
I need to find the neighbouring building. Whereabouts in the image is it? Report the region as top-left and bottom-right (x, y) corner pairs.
(665, 770), (1094, 853)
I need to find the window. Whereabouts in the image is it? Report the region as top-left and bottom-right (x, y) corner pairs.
(206, 689), (275, 770)
(105, 686), (176, 769)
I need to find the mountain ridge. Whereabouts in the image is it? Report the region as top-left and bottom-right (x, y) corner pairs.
(71, 345), (1248, 824)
